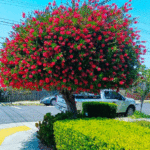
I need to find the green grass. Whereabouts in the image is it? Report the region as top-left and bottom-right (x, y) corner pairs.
(0, 103), (45, 106)
(129, 110), (150, 119)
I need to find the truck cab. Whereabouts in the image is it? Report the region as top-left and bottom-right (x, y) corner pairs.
(55, 89), (136, 116)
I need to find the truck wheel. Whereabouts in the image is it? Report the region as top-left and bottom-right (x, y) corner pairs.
(125, 106), (135, 117)
(50, 99), (56, 106)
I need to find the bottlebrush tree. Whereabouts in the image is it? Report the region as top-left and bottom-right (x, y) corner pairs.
(0, 0), (146, 117)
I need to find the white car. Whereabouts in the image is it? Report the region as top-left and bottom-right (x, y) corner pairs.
(55, 89), (136, 116)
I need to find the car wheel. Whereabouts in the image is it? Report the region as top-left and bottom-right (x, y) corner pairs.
(125, 106), (135, 117)
(50, 99), (56, 106)
(45, 104), (50, 106)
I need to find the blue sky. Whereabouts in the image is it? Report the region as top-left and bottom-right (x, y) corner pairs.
(0, 0), (149, 68)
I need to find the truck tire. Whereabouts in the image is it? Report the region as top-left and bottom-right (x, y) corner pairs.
(125, 106), (135, 117)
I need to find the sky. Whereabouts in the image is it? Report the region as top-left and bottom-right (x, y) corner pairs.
(0, 0), (150, 67)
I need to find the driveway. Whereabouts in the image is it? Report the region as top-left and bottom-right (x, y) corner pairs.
(0, 106), (61, 124)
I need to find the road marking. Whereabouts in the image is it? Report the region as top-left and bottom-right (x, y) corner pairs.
(0, 125), (31, 145)
(11, 106), (21, 109)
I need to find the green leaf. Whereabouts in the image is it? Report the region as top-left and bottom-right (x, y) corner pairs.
(32, 32), (37, 37)
(99, 73), (103, 78)
(79, 39), (85, 44)
(110, 27), (115, 32)
(72, 18), (78, 24)
(51, 43), (57, 48)
(74, 44), (78, 49)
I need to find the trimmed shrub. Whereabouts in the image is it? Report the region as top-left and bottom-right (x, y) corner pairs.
(54, 118), (150, 149)
(82, 102), (117, 118)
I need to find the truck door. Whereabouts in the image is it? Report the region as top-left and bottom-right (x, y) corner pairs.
(103, 91), (125, 113)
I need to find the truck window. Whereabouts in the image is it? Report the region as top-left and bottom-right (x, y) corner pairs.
(88, 95), (101, 99)
(105, 91), (124, 100)
(75, 95), (84, 99)
(104, 91), (111, 99)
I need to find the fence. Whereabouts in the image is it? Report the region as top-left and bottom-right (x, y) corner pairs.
(0, 89), (51, 102)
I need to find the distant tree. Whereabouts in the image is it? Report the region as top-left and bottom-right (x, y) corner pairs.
(126, 65), (150, 112)
(0, 0), (146, 118)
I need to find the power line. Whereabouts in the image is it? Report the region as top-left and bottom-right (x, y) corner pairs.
(0, 0), (45, 9)
(97, 0), (112, 6)
(0, 23), (12, 26)
(0, 18), (20, 24)
(0, 21), (14, 25)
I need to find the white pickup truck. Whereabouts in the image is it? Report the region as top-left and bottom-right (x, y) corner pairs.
(55, 89), (136, 116)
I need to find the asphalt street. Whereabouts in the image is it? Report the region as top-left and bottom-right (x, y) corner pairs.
(0, 106), (61, 124)
(0, 103), (149, 125)
(136, 103), (150, 115)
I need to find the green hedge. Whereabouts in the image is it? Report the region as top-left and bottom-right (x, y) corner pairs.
(54, 118), (150, 150)
(82, 102), (117, 118)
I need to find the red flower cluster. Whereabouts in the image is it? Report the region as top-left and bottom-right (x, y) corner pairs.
(0, 0), (146, 94)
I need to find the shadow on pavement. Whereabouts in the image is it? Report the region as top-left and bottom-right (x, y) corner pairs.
(21, 132), (52, 150)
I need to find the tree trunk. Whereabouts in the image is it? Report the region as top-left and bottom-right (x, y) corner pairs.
(60, 89), (77, 119)
(140, 99), (143, 112)
(140, 95), (145, 112)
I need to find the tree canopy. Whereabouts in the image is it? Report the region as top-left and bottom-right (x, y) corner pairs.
(0, 0), (146, 95)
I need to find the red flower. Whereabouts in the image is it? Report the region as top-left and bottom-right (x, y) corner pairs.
(92, 65), (96, 68)
(70, 55), (73, 59)
(68, 87), (72, 91)
(68, 7), (72, 12)
(48, 70), (52, 74)
(102, 77), (107, 81)
(20, 67), (24, 70)
(90, 85), (93, 89)
(31, 65), (36, 69)
(101, 44), (105, 48)
(29, 75), (33, 78)
(43, 63), (47, 67)
(98, 83), (101, 87)
(63, 79), (66, 82)
(119, 81), (124, 85)
(98, 36), (102, 41)
(45, 78), (50, 83)
(83, 28), (88, 34)
(97, 67), (101, 71)
(59, 36), (63, 41)
(78, 67), (82, 71)
(22, 12), (25, 18)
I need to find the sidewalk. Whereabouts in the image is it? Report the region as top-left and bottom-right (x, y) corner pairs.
(135, 100), (150, 104)
(1, 117), (150, 150)
(0, 122), (51, 150)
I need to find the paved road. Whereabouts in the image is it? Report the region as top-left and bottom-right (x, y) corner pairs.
(0, 103), (149, 125)
(136, 103), (150, 115)
(0, 106), (61, 124)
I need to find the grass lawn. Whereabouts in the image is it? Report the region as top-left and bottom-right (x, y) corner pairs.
(129, 110), (150, 119)
(0, 101), (45, 106)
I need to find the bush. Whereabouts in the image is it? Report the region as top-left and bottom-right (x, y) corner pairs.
(36, 111), (85, 148)
(82, 102), (117, 118)
(36, 113), (56, 149)
(54, 118), (150, 149)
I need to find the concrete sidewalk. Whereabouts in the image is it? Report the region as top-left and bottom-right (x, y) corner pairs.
(0, 122), (51, 150)
(0, 118), (150, 150)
